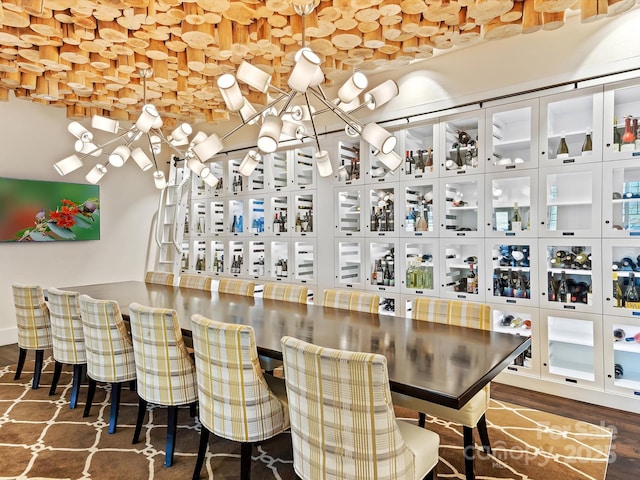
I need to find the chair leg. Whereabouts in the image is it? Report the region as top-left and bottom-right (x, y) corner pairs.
(418, 412), (426, 428)
(192, 426), (210, 480)
(165, 406), (178, 467)
(132, 397), (148, 444)
(423, 466), (436, 480)
(69, 364), (84, 409)
(477, 413), (492, 454)
(129, 379), (136, 391)
(189, 401), (198, 418)
(32, 350), (45, 389)
(240, 442), (252, 480)
(14, 348), (27, 380)
(463, 425), (476, 480)
(84, 378), (97, 417)
(108, 382), (123, 434)
(49, 361), (63, 396)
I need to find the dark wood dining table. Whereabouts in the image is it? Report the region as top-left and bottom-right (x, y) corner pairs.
(64, 281), (530, 411)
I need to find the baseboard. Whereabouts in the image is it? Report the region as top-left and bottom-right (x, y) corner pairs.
(0, 328), (17, 346)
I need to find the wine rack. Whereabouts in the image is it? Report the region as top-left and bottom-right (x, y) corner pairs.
(486, 241), (538, 306)
(491, 304), (539, 377)
(336, 137), (362, 184)
(440, 110), (484, 176)
(400, 121), (438, 180)
(604, 316), (640, 397)
(336, 186), (363, 236)
(603, 78), (640, 163)
(484, 170), (538, 237)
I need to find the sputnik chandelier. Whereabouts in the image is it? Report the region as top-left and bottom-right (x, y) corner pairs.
(54, 0), (402, 189)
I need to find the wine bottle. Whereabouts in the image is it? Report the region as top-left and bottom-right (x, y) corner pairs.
(376, 259), (385, 285)
(415, 205), (428, 231)
(295, 213), (302, 233)
(556, 133), (569, 158)
(511, 202), (522, 231)
(613, 116), (621, 151)
(613, 273), (623, 307)
(548, 271), (557, 302)
(405, 150), (412, 174)
(282, 259), (288, 277)
(622, 116), (635, 145)
(466, 264), (476, 294)
(257, 256), (265, 276)
(582, 129), (593, 154)
(624, 272), (640, 308)
(388, 260), (395, 287)
(231, 215), (237, 233)
(558, 270), (569, 303)
(184, 215), (189, 233)
(212, 252), (219, 272)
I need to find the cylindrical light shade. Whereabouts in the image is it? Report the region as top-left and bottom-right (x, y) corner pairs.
(190, 131), (208, 146)
(135, 104), (160, 133)
(289, 104), (313, 122)
(68, 121), (93, 142)
(376, 150), (403, 172)
(186, 156), (211, 178)
(131, 147), (153, 171)
(217, 74), (245, 112)
(362, 123), (397, 154)
(239, 99), (259, 125)
(336, 98), (361, 113)
(153, 170), (167, 189)
(364, 79), (399, 110)
(203, 174), (219, 187)
(91, 115), (119, 134)
(108, 145), (130, 167)
(338, 71), (368, 104)
(54, 154), (83, 175)
(238, 150), (262, 176)
(281, 120), (305, 140)
(257, 115), (283, 153)
(169, 123), (192, 146)
(150, 134), (162, 154)
(85, 164), (107, 184)
(75, 140), (102, 156)
(287, 48), (321, 93)
(309, 65), (324, 87)
(314, 150), (333, 177)
(192, 133), (223, 161)
(236, 61), (272, 93)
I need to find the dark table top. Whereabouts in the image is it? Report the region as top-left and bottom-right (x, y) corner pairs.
(65, 281), (530, 409)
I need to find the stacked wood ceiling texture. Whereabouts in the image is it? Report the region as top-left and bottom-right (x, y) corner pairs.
(0, 0), (637, 125)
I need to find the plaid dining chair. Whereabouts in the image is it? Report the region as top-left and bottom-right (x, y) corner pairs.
(78, 294), (136, 434)
(217, 278), (255, 296)
(190, 314), (289, 480)
(144, 271), (175, 286)
(392, 297), (492, 480)
(281, 336), (439, 480)
(47, 287), (86, 409)
(262, 283), (308, 303)
(322, 288), (380, 314)
(128, 303), (198, 467)
(179, 274), (212, 290)
(12, 283), (53, 390)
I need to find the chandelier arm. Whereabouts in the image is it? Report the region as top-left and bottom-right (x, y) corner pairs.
(146, 133), (160, 170)
(268, 85), (289, 96)
(152, 129), (192, 159)
(343, 101), (372, 116)
(76, 130), (134, 160)
(307, 87), (363, 130)
(278, 90), (299, 117)
(220, 92), (290, 142)
(304, 92), (322, 152)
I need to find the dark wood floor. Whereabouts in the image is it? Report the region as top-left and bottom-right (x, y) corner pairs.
(1, 343), (636, 479)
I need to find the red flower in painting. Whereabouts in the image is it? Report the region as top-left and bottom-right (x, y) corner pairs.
(50, 199), (78, 228)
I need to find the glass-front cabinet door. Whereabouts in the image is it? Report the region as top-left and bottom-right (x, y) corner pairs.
(400, 120), (438, 180)
(227, 198), (245, 235)
(538, 239), (602, 313)
(604, 316), (640, 397)
(227, 240), (245, 276)
(209, 199), (225, 234)
(336, 186), (364, 236)
(227, 156), (246, 195)
(269, 240), (290, 281)
(267, 150), (290, 191)
(602, 159), (640, 237)
(602, 239), (640, 317)
(365, 143), (399, 183)
(247, 154), (265, 191)
(540, 310), (603, 388)
(366, 186), (398, 236)
(491, 305), (539, 378)
(603, 78), (640, 162)
(439, 238), (485, 301)
(334, 135), (363, 185)
(248, 240), (266, 279)
(400, 239), (439, 297)
(210, 240), (224, 276)
(486, 241), (537, 306)
(292, 145), (315, 188)
(440, 174), (483, 237)
(293, 240), (316, 284)
(538, 163), (602, 238)
(539, 86), (603, 167)
(399, 181), (437, 238)
(485, 170), (537, 237)
(485, 99), (538, 172)
(366, 240), (399, 294)
(335, 239), (364, 289)
(247, 197), (265, 235)
(291, 191), (315, 237)
(440, 110), (484, 176)
(267, 193), (290, 236)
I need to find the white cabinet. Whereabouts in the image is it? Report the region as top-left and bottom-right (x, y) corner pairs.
(366, 185), (399, 236)
(539, 86), (603, 167)
(603, 78), (640, 162)
(486, 240), (537, 307)
(439, 238), (485, 302)
(268, 239), (290, 281)
(439, 110), (484, 176)
(484, 170), (538, 237)
(399, 120), (439, 180)
(266, 193), (290, 236)
(292, 145), (316, 189)
(335, 186), (364, 237)
(602, 159), (640, 237)
(538, 239), (602, 313)
(335, 239), (365, 289)
(439, 174), (484, 237)
(266, 150), (290, 191)
(247, 239), (266, 279)
(602, 238), (640, 317)
(334, 135), (363, 185)
(291, 190), (316, 237)
(540, 309), (603, 388)
(604, 316), (640, 397)
(400, 239), (439, 297)
(293, 240), (316, 284)
(399, 180), (438, 238)
(485, 99), (539, 172)
(366, 239), (399, 294)
(490, 304), (540, 378)
(538, 163), (602, 238)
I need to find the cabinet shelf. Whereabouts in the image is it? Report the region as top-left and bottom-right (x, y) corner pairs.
(549, 333), (594, 347)
(548, 365), (594, 381)
(613, 341), (640, 353)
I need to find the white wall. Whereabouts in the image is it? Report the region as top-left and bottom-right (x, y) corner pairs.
(0, 99), (161, 344)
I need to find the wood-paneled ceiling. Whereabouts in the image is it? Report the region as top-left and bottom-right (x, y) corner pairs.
(0, 0), (637, 126)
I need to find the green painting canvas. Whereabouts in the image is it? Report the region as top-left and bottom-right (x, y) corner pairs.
(0, 177), (100, 242)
